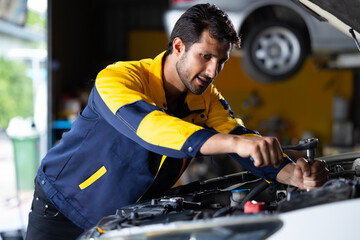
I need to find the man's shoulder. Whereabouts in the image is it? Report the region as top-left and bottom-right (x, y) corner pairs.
(109, 58), (152, 72)
(204, 84), (224, 99)
(104, 52), (164, 75)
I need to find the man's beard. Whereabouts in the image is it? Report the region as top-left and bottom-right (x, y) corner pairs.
(176, 53), (210, 95)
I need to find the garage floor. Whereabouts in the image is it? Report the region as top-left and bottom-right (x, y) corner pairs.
(0, 132), (32, 236)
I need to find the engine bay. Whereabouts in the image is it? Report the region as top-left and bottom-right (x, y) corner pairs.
(78, 151), (360, 240)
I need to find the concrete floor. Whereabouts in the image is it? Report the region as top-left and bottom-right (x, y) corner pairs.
(0, 131), (33, 236)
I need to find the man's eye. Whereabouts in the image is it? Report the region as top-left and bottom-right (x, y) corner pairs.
(201, 54), (211, 60)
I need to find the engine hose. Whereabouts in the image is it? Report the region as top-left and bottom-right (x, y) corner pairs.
(238, 180), (270, 210)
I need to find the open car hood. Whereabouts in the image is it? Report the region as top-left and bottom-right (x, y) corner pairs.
(294, 0), (360, 47)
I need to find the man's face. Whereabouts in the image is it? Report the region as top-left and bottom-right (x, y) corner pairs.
(176, 30), (231, 95)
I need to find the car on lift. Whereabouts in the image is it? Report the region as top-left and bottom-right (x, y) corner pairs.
(163, 0), (357, 83)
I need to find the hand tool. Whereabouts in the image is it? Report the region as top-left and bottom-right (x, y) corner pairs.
(282, 138), (318, 164)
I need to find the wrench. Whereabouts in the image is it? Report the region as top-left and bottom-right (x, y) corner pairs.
(282, 138), (318, 164)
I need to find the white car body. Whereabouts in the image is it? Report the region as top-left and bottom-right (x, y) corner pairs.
(164, 0), (354, 52)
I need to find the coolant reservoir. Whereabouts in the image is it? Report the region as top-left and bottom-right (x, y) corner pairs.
(230, 189), (250, 207)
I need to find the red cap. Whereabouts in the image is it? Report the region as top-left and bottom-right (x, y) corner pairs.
(244, 201), (267, 213)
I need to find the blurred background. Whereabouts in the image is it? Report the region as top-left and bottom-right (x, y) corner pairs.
(0, 0), (359, 238)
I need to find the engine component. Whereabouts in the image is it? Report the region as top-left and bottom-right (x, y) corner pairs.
(244, 201), (267, 213)
(277, 179), (360, 212)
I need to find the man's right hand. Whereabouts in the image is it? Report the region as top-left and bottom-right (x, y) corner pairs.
(200, 133), (284, 168)
(231, 135), (284, 168)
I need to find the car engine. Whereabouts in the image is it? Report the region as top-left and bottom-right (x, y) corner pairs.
(78, 151), (360, 240)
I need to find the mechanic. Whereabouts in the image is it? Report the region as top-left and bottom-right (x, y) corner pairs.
(26, 3), (328, 240)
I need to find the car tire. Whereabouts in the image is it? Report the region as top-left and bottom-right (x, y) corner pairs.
(241, 21), (309, 83)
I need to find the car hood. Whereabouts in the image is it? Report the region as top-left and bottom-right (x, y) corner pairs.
(294, 0), (360, 41)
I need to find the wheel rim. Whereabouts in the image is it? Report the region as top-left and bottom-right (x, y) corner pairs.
(251, 26), (301, 75)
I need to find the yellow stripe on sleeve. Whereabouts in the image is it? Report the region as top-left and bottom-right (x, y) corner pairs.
(79, 166), (107, 190)
(137, 110), (203, 150)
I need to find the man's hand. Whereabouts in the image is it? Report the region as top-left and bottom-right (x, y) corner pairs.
(200, 133), (284, 167)
(232, 135), (284, 168)
(276, 158), (329, 189)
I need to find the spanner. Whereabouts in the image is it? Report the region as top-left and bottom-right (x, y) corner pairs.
(282, 138), (318, 164)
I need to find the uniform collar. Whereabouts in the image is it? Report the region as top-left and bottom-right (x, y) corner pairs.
(148, 51), (206, 112)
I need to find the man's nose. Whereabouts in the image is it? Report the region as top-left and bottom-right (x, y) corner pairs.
(205, 60), (218, 79)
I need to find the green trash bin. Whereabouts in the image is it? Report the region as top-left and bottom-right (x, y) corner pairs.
(11, 135), (40, 190)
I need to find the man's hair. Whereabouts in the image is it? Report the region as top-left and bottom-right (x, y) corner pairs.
(165, 3), (240, 56)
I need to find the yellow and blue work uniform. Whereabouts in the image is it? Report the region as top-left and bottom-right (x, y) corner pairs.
(36, 51), (292, 230)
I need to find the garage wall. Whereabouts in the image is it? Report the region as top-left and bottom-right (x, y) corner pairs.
(217, 57), (353, 151)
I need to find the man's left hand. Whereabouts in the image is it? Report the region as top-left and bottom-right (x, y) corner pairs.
(276, 158), (329, 189)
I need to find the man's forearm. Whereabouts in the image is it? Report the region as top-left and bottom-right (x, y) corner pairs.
(275, 163), (298, 186)
(199, 133), (238, 155)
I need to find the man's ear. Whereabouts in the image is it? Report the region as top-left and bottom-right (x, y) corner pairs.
(173, 37), (184, 56)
